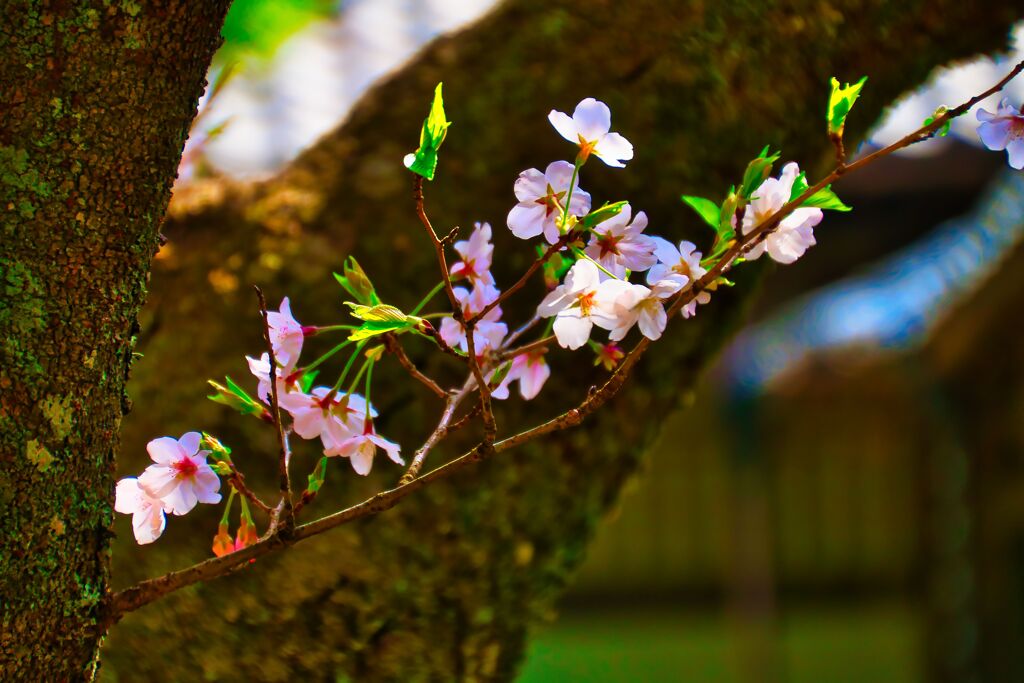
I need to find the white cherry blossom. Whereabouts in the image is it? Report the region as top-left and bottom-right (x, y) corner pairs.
(115, 478), (168, 545)
(647, 237), (707, 293)
(977, 98), (1024, 169)
(584, 205), (657, 278)
(137, 432), (221, 516)
(538, 259), (631, 350)
(741, 162), (822, 264)
(508, 160), (592, 243)
(607, 281), (675, 342)
(548, 98), (634, 167)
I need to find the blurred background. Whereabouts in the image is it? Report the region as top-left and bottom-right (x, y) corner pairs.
(137, 2), (1024, 681)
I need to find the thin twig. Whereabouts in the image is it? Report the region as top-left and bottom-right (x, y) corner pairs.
(225, 466), (274, 516)
(498, 335), (555, 361)
(399, 377), (473, 484)
(255, 286), (294, 536)
(413, 176), (461, 314)
(383, 333), (446, 399)
(105, 58), (1024, 625)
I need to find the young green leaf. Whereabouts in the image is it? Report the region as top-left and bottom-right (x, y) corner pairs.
(207, 377), (264, 417)
(333, 256), (380, 306)
(345, 302), (408, 324)
(681, 195), (720, 229)
(403, 82), (452, 181)
(803, 186), (851, 212)
(827, 76), (867, 135)
(581, 200), (629, 229)
(741, 148), (780, 198)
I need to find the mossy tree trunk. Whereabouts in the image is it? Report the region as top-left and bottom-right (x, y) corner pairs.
(0, 2), (230, 680)
(101, 2), (1022, 681)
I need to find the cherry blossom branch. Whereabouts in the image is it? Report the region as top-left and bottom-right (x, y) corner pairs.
(255, 286), (294, 536)
(462, 320), (497, 441)
(106, 59), (1024, 627)
(383, 333), (446, 399)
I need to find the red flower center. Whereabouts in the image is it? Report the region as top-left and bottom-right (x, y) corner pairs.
(535, 184), (567, 218)
(173, 457), (198, 479)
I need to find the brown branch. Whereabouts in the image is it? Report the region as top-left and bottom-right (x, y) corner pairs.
(498, 335), (555, 361)
(399, 377), (473, 484)
(383, 333), (446, 399)
(255, 286), (294, 536)
(105, 58), (1024, 626)
(462, 320), (497, 441)
(413, 175), (461, 315)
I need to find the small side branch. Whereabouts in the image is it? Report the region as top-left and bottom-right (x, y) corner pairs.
(255, 286), (294, 536)
(383, 333), (446, 399)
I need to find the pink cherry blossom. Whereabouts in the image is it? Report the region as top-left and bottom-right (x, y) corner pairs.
(740, 162), (822, 264)
(266, 297), (304, 370)
(977, 98), (1024, 169)
(548, 98), (634, 167)
(490, 352), (551, 400)
(137, 432), (221, 516)
(647, 237), (707, 292)
(538, 259), (631, 350)
(508, 160), (592, 243)
(281, 387), (376, 453)
(438, 283), (508, 355)
(450, 221), (496, 286)
(115, 478), (168, 545)
(325, 418), (404, 476)
(246, 352), (302, 403)
(584, 205), (658, 278)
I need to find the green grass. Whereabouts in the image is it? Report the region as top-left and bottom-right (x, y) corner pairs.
(519, 603), (920, 683)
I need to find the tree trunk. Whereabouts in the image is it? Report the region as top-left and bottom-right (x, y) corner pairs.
(99, 1), (1020, 681)
(0, 2), (230, 680)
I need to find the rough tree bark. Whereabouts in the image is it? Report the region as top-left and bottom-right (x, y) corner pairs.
(0, 2), (231, 680)
(87, 1), (1019, 681)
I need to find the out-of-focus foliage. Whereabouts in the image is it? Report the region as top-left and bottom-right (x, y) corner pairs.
(220, 0), (335, 61)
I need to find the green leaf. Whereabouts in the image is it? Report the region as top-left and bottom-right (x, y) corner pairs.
(803, 186), (851, 212)
(741, 148), (780, 199)
(827, 76), (867, 135)
(404, 83), (452, 181)
(681, 195), (719, 229)
(345, 302), (408, 324)
(348, 320), (414, 342)
(789, 171), (809, 202)
(333, 256), (379, 306)
(581, 201), (629, 229)
(207, 377), (264, 417)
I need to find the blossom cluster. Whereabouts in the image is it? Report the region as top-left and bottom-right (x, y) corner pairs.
(505, 98), (823, 352)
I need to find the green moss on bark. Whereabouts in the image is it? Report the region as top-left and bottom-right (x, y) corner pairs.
(0, 1), (231, 680)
